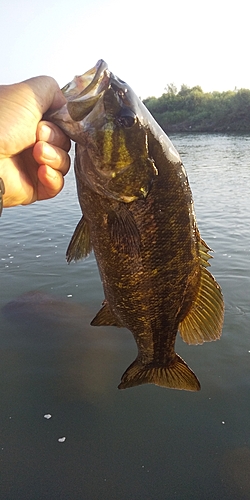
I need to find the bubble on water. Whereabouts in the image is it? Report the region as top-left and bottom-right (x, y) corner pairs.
(44, 414), (52, 419)
(58, 437), (66, 443)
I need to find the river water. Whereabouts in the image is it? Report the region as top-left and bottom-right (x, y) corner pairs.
(0, 134), (249, 499)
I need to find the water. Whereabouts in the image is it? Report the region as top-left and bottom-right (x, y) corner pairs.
(0, 134), (250, 499)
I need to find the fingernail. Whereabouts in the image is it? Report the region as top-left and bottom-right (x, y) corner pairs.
(39, 124), (55, 142)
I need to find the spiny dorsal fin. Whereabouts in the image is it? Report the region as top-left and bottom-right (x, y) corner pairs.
(118, 354), (200, 391)
(179, 267), (224, 345)
(91, 303), (124, 327)
(199, 238), (212, 268)
(66, 215), (92, 263)
(107, 206), (141, 257)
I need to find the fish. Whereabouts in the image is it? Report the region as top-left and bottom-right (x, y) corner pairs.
(47, 60), (224, 391)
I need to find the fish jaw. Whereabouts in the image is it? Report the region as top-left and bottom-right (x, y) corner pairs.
(61, 59), (109, 101)
(45, 60), (110, 143)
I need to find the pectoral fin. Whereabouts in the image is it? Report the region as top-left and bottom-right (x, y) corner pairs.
(66, 216), (92, 263)
(107, 206), (141, 257)
(118, 354), (200, 391)
(91, 303), (124, 327)
(179, 266), (224, 345)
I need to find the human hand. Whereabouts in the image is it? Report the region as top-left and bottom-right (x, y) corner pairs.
(0, 76), (71, 208)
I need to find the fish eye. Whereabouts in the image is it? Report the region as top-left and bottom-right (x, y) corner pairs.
(111, 82), (127, 98)
(117, 107), (137, 128)
(117, 115), (136, 128)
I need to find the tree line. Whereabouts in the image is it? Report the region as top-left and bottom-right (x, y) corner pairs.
(143, 84), (250, 133)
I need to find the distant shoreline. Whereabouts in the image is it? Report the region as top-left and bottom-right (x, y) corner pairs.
(159, 120), (250, 134)
(143, 86), (250, 134)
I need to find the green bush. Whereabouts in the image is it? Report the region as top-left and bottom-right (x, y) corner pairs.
(143, 86), (250, 132)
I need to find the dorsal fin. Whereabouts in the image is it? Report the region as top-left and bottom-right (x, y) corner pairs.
(199, 237), (212, 268)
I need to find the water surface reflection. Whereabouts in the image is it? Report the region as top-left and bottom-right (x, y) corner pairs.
(0, 134), (250, 499)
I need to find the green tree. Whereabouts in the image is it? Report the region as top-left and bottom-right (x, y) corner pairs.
(164, 83), (178, 95)
(143, 86), (250, 133)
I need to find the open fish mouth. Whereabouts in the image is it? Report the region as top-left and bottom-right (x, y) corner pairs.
(61, 60), (111, 122)
(61, 59), (109, 99)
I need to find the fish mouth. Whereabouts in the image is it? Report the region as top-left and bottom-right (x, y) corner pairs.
(63, 60), (138, 124)
(61, 60), (111, 122)
(60, 59), (139, 127)
(62, 59), (110, 99)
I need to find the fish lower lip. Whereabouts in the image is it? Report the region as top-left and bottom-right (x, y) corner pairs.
(77, 60), (109, 98)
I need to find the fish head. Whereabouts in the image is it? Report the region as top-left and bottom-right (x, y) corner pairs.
(79, 72), (159, 202)
(47, 60), (158, 202)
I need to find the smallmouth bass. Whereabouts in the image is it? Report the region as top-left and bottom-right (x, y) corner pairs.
(47, 60), (224, 391)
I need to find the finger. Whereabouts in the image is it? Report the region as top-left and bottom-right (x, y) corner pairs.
(33, 141), (71, 177)
(22, 76), (66, 115)
(37, 164), (64, 200)
(37, 121), (71, 151)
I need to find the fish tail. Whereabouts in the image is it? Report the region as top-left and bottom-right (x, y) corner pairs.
(118, 354), (200, 391)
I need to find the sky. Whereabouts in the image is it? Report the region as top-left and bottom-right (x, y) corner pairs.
(1, 0), (249, 98)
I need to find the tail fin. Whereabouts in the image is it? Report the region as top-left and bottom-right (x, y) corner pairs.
(118, 354), (200, 391)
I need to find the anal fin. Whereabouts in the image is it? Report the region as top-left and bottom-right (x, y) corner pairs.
(91, 303), (124, 327)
